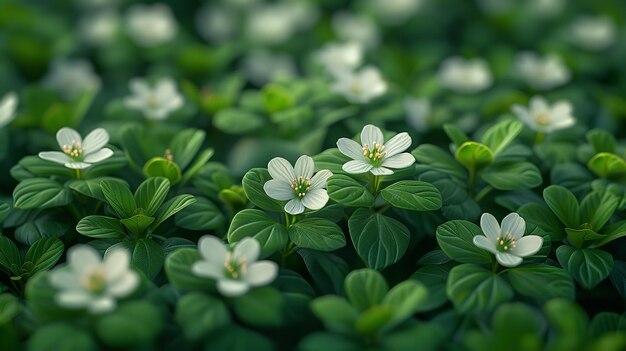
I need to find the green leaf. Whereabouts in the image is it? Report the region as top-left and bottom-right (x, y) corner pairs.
(410, 263), (455, 312)
(152, 194), (196, 228)
(68, 177), (123, 202)
(24, 238), (64, 274)
(175, 293), (230, 341)
(241, 168), (284, 212)
(143, 157), (182, 185)
(589, 312), (626, 338)
(95, 301), (163, 348)
(134, 177), (170, 217)
(518, 203), (566, 241)
(435, 220), (492, 264)
(175, 197), (226, 231)
(76, 215), (125, 239)
(382, 280), (428, 324)
(354, 305), (395, 336)
(169, 128), (205, 170)
(556, 245), (614, 289)
(227, 209), (288, 258)
(13, 179), (72, 210)
(120, 215), (155, 237)
(180, 148), (214, 185)
(129, 239), (165, 279)
(481, 119), (523, 155)
(100, 179), (136, 219)
(443, 124), (469, 147)
(0, 237), (20, 275)
(412, 144), (466, 181)
(455, 141), (494, 172)
(580, 190), (619, 232)
(164, 248), (214, 292)
(213, 108), (266, 134)
(344, 269), (389, 311)
(0, 293), (22, 325)
(543, 185), (580, 228)
(310, 296), (358, 334)
(447, 263), (513, 314)
(28, 323), (97, 351)
(15, 155), (74, 179)
(288, 219), (346, 252)
(298, 249), (350, 295)
(262, 84), (294, 113)
(543, 299), (589, 348)
(587, 129), (616, 154)
(204, 325), (275, 351)
(506, 264), (575, 302)
(299, 332), (361, 351)
(588, 152), (626, 179)
(381, 180), (442, 211)
(609, 260), (626, 298)
(348, 209), (410, 270)
(233, 287), (284, 327)
(481, 162), (542, 190)
(0, 202), (9, 223)
(326, 174), (374, 207)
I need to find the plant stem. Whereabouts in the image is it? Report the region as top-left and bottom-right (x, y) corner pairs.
(535, 131), (544, 144)
(474, 186), (493, 203)
(74, 168), (82, 180)
(370, 174), (382, 195)
(468, 167), (477, 197)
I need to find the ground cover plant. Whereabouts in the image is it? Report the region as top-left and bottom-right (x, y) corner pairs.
(1, 0), (626, 350)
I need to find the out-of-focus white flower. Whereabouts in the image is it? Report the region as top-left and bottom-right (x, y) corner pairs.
(48, 245), (139, 313)
(0, 92), (18, 129)
(473, 212), (543, 267)
(315, 42), (363, 77)
(438, 57), (492, 94)
(246, 5), (294, 45)
(404, 97), (431, 132)
(515, 52), (570, 91)
(124, 77), (184, 120)
(192, 236), (278, 297)
(125, 3), (177, 47)
(332, 12), (380, 50)
(195, 4), (237, 44)
(511, 96), (575, 133)
(79, 11), (120, 47)
(241, 51), (297, 86)
(569, 16), (616, 51)
(337, 124), (415, 175)
(264, 155), (332, 215)
(371, 0), (423, 25)
(43, 59), (101, 100)
(39, 127), (114, 169)
(527, 0), (565, 18)
(331, 66), (387, 104)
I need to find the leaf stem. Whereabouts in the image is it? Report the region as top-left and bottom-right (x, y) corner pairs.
(74, 168), (82, 180)
(535, 131), (544, 144)
(370, 174), (382, 195)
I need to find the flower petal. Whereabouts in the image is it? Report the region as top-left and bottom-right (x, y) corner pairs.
(495, 252), (523, 267)
(310, 170), (333, 190)
(129, 78), (151, 97)
(383, 132), (412, 157)
(512, 235), (543, 257)
(381, 153), (415, 169)
(197, 235), (227, 263)
(500, 212), (526, 239)
(360, 124), (385, 149)
(370, 167), (394, 175)
(64, 162), (92, 169)
(294, 155), (314, 179)
(191, 261), (224, 280)
(82, 128), (109, 153)
(301, 188), (329, 210)
(88, 297), (116, 313)
(56, 127), (82, 150)
(68, 245), (101, 274)
(284, 198), (305, 215)
(337, 137), (366, 161)
(103, 248), (131, 281)
(107, 271), (139, 297)
(83, 148), (113, 163)
(38, 151), (70, 165)
(267, 157), (296, 183)
(480, 213), (501, 241)
(48, 267), (82, 290)
(55, 290), (93, 309)
(233, 237), (260, 262)
(264, 179), (295, 201)
(342, 160), (372, 174)
(245, 261), (278, 286)
(217, 279), (249, 297)
(473, 235), (498, 254)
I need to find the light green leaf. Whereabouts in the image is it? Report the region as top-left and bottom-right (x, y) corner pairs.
(588, 152), (626, 179)
(169, 128), (205, 170)
(214, 108), (266, 134)
(455, 141), (494, 172)
(120, 215), (155, 237)
(310, 296), (358, 334)
(143, 157), (182, 185)
(481, 119), (523, 155)
(344, 269), (389, 311)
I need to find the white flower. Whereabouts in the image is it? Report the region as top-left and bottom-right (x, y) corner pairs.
(263, 155), (332, 215)
(370, 0), (423, 25)
(438, 57), (492, 94)
(315, 42), (363, 77)
(78, 11), (120, 47)
(245, 4), (295, 45)
(195, 4), (237, 44)
(337, 124), (415, 175)
(511, 96), (575, 133)
(39, 127), (114, 169)
(48, 245), (139, 313)
(0, 92), (18, 128)
(125, 3), (177, 47)
(404, 97), (431, 132)
(332, 12), (380, 50)
(124, 77), (184, 120)
(192, 236), (278, 297)
(43, 59), (101, 100)
(240, 50), (297, 86)
(473, 213), (543, 267)
(331, 66), (387, 104)
(570, 16), (616, 51)
(515, 52), (570, 90)
(527, 0), (565, 18)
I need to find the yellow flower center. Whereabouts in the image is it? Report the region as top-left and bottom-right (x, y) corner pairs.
(82, 269), (106, 294)
(224, 252), (247, 279)
(496, 233), (517, 252)
(291, 176), (312, 199)
(534, 112), (551, 126)
(63, 140), (84, 161)
(363, 142), (385, 167)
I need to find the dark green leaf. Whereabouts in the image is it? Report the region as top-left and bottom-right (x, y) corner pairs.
(227, 209), (288, 258)
(13, 179), (72, 210)
(134, 177), (170, 217)
(327, 174), (374, 207)
(76, 215), (125, 239)
(24, 238), (64, 274)
(381, 180), (442, 211)
(436, 220), (492, 264)
(288, 219), (346, 252)
(447, 263), (513, 314)
(556, 245), (614, 289)
(100, 179), (136, 219)
(241, 168), (283, 212)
